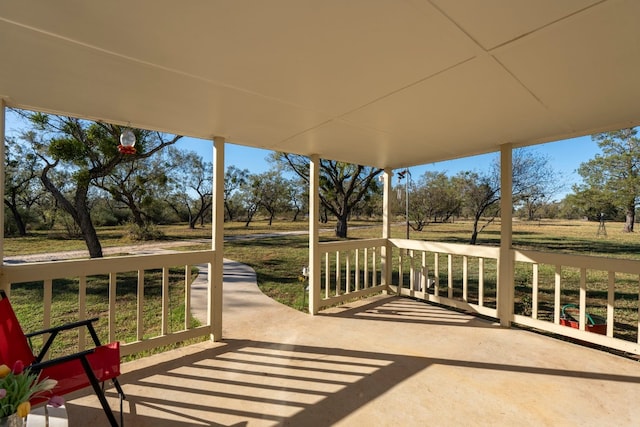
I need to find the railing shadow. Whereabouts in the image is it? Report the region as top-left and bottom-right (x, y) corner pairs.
(67, 339), (432, 426)
(65, 334), (640, 426)
(319, 295), (498, 328)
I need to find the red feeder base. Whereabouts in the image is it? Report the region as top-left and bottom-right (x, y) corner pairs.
(560, 304), (606, 335)
(559, 318), (606, 335)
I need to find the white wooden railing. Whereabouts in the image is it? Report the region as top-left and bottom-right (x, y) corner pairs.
(5, 238), (640, 357)
(512, 249), (640, 355)
(317, 238), (387, 309)
(1, 250), (217, 357)
(319, 238), (640, 355)
(389, 239), (500, 319)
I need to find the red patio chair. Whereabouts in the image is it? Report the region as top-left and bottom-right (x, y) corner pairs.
(0, 290), (125, 426)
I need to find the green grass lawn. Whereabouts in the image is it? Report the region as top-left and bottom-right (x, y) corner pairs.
(6, 217), (640, 354)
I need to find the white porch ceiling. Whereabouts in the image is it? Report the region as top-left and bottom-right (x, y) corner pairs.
(0, 0), (639, 169)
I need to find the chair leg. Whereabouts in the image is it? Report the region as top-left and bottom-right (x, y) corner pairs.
(112, 377), (127, 400)
(80, 356), (119, 427)
(112, 378), (126, 427)
(119, 390), (124, 427)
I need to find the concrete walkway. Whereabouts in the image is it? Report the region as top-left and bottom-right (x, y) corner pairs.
(63, 258), (640, 427)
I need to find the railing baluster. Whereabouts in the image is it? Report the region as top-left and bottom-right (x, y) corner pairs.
(447, 254), (453, 299)
(335, 251), (341, 296)
(478, 258), (484, 307)
(607, 271), (614, 337)
(346, 252), (351, 294)
(398, 249), (404, 291)
(42, 279), (53, 359)
(421, 251), (427, 292)
(184, 264), (191, 330)
(532, 263), (539, 319)
(355, 248), (360, 291)
(109, 273), (116, 343)
(462, 255), (468, 302)
(364, 248), (369, 289)
(409, 250), (414, 291)
(434, 253), (439, 296)
(162, 267), (169, 335)
(137, 269), (144, 341)
(325, 252), (330, 299)
(43, 279), (52, 331)
(78, 276), (87, 350)
(372, 247), (377, 287)
(579, 268), (587, 331)
(554, 265), (561, 325)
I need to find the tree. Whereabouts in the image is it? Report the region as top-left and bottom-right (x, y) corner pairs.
(457, 170), (500, 245)
(255, 171), (292, 226)
(238, 174), (262, 227)
(20, 112), (180, 257)
(459, 148), (560, 244)
(224, 166), (249, 221)
(512, 151), (564, 221)
(165, 148), (212, 229)
(407, 171), (462, 230)
(576, 128), (640, 232)
(288, 177), (308, 222)
(563, 188), (620, 221)
(94, 151), (170, 228)
(4, 138), (44, 235)
(272, 153), (382, 238)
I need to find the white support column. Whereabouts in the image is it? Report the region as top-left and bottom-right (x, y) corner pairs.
(381, 168), (392, 292)
(210, 136), (225, 340)
(309, 154), (320, 315)
(498, 144), (514, 327)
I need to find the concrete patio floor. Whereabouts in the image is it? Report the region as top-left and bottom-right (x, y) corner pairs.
(66, 260), (640, 426)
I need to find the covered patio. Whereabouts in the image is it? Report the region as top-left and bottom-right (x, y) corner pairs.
(2, 1), (640, 425)
(65, 260), (640, 426)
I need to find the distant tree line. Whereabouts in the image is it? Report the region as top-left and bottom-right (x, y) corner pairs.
(5, 109), (639, 257)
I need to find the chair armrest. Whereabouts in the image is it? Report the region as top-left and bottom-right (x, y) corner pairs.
(29, 348), (96, 371)
(25, 317), (100, 339)
(27, 318), (104, 363)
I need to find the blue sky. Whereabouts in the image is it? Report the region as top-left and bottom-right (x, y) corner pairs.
(178, 135), (600, 201)
(4, 108), (599, 201)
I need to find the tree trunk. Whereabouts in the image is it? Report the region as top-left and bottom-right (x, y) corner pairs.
(470, 214), (481, 245)
(244, 204), (258, 227)
(224, 201), (232, 221)
(320, 207), (328, 224)
(77, 204), (103, 258)
(336, 214), (348, 238)
(41, 168), (103, 257)
(623, 206), (635, 232)
(129, 202), (145, 228)
(470, 229), (478, 245)
(5, 200), (27, 236)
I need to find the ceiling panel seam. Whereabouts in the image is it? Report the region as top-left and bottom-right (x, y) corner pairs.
(335, 56), (477, 130)
(486, 0), (609, 52)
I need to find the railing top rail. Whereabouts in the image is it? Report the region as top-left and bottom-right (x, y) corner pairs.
(319, 238), (387, 252)
(514, 248), (640, 274)
(2, 249), (215, 283)
(390, 238), (499, 259)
